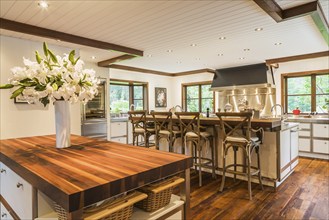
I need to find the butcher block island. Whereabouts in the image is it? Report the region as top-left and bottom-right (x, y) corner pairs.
(0, 135), (193, 220)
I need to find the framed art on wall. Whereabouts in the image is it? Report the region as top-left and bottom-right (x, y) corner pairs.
(155, 87), (167, 107)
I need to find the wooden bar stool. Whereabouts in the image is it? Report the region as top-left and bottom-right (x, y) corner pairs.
(175, 112), (216, 187)
(151, 111), (181, 152)
(216, 112), (264, 200)
(128, 110), (155, 148)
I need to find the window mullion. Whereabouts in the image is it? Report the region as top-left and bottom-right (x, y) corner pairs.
(311, 75), (316, 112)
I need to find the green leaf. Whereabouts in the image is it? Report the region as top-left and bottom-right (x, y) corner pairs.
(68, 50), (75, 64)
(19, 82), (36, 87)
(73, 56), (80, 65)
(35, 84), (46, 91)
(44, 61), (53, 70)
(10, 87), (24, 99)
(35, 51), (42, 64)
(39, 97), (49, 107)
(48, 49), (58, 63)
(0, 84), (14, 89)
(85, 81), (92, 86)
(43, 42), (49, 56)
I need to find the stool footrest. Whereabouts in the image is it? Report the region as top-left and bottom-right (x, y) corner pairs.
(224, 164), (260, 176)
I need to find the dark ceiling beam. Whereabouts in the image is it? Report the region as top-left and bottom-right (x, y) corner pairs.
(253, 0), (283, 22)
(253, 0), (318, 22)
(266, 50), (329, 64)
(98, 54), (137, 67)
(0, 18), (144, 57)
(109, 64), (215, 77)
(311, 2), (329, 45)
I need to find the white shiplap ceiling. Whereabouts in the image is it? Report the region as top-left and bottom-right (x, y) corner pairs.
(0, 0), (328, 73)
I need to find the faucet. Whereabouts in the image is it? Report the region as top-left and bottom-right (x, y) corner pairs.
(174, 105), (183, 112)
(271, 104), (283, 119)
(130, 104), (135, 111)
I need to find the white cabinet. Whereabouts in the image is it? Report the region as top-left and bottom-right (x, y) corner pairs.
(280, 129), (291, 179)
(313, 139), (329, 154)
(110, 121), (128, 144)
(290, 128), (299, 169)
(0, 163), (33, 220)
(299, 138), (311, 152)
(0, 202), (14, 220)
(313, 124), (329, 138)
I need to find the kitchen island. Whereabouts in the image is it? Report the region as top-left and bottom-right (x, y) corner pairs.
(0, 135), (193, 220)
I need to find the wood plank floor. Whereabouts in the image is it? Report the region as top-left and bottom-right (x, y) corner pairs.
(187, 157), (329, 220)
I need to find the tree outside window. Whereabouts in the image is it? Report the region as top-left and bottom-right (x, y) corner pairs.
(283, 71), (328, 114)
(183, 82), (214, 112)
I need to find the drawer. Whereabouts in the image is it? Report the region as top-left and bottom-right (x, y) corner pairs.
(0, 163), (33, 220)
(111, 137), (127, 144)
(313, 139), (329, 154)
(299, 138), (311, 152)
(313, 124), (329, 138)
(0, 202), (14, 220)
(299, 123), (311, 130)
(110, 122), (127, 137)
(299, 130), (311, 137)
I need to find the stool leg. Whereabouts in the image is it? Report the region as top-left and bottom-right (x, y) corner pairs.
(198, 142), (202, 187)
(247, 150), (252, 200)
(211, 137), (216, 179)
(256, 146), (264, 190)
(233, 146), (237, 183)
(220, 146), (227, 192)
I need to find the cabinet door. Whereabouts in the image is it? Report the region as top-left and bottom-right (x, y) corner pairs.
(280, 129), (291, 179)
(0, 202), (14, 220)
(313, 140), (329, 154)
(110, 122), (127, 137)
(290, 128), (299, 169)
(313, 124), (329, 138)
(299, 138), (311, 152)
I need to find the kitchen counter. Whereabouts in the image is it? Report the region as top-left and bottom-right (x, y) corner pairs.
(0, 135), (193, 219)
(287, 116), (329, 124)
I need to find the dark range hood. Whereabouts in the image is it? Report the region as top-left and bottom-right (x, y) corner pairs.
(211, 63), (275, 91)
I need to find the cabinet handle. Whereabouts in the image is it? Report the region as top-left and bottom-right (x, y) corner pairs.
(0, 168), (6, 173)
(16, 182), (23, 188)
(1, 213), (7, 218)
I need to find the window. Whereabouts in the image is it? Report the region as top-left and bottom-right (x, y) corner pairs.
(182, 82), (214, 112)
(110, 80), (148, 113)
(282, 70), (329, 114)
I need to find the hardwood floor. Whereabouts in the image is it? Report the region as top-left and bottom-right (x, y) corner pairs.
(187, 157), (329, 220)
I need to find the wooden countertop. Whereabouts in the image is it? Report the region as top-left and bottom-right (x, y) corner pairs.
(0, 135), (193, 213)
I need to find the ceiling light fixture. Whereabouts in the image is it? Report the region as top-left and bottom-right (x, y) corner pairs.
(275, 42), (282, 45)
(196, 58), (201, 60)
(91, 56), (96, 60)
(218, 53), (224, 56)
(239, 57), (245, 60)
(190, 43), (197, 47)
(147, 54), (152, 57)
(219, 36), (226, 40)
(243, 48), (250, 51)
(254, 27), (263, 31)
(167, 49), (173, 52)
(38, 1), (49, 8)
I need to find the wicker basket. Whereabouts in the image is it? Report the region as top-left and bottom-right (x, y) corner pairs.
(54, 191), (147, 220)
(135, 176), (185, 212)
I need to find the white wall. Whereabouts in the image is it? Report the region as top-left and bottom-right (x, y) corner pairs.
(0, 36), (92, 139)
(273, 57), (329, 105)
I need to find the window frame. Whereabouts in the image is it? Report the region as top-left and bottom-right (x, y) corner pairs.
(281, 69), (329, 114)
(181, 81), (215, 113)
(110, 78), (149, 112)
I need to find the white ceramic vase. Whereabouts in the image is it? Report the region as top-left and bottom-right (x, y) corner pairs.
(54, 100), (71, 148)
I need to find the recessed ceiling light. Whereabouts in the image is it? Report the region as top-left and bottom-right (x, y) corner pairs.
(219, 36), (226, 40)
(243, 48), (250, 51)
(195, 58), (201, 60)
(275, 42), (282, 45)
(239, 57), (246, 60)
(190, 43), (197, 47)
(167, 49), (173, 52)
(147, 54), (152, 57)
(255, 27), (263, 31)
(91, 56), (96, 60)
(38, 1), (49, 8)
(218, 53), (224, 56)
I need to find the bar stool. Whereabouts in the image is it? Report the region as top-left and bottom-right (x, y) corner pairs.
(175, 112), (216, 187)
(216, 112), (264, 200)
(150, 111), (181, 152)
(128, 110), (155, 148)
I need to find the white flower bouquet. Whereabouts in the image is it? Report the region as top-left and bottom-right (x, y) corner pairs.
(0, 42), (99, 106)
